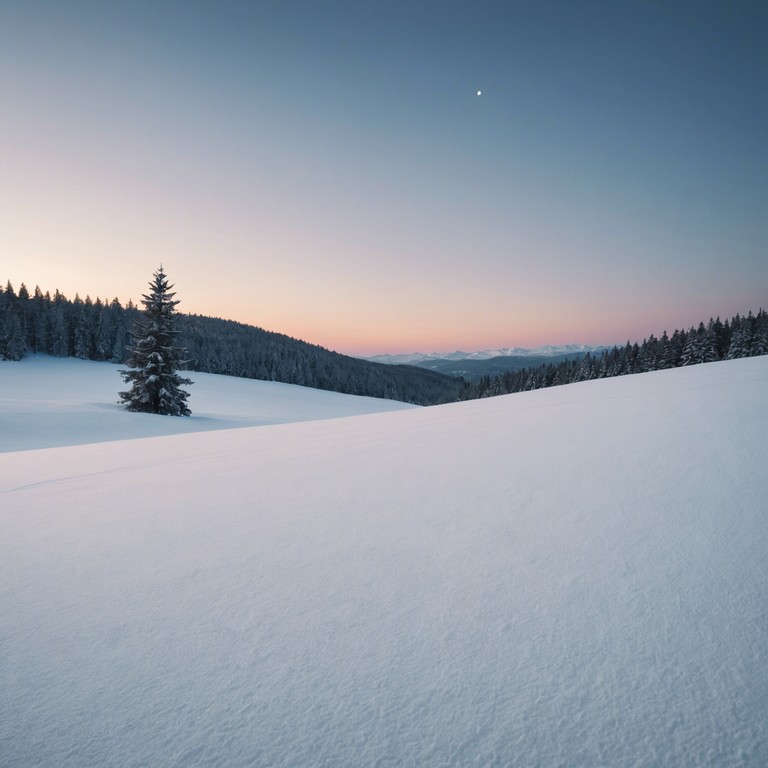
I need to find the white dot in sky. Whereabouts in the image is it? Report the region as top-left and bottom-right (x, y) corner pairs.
(477, 90), (482, 96)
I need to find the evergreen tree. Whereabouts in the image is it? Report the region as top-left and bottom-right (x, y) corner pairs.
(119, 266), (193, 416)
(750, 309), (768, 356)
(94, 298), (112, 360)
(74, 297), (92, 360)
(656, 331), (671, 369)
(710, 316), (729, 358)
(683, 321), (718, 365)
(16, 283), (30, 344)
(726, 315), (752, 359)
(109, 298), (130, 363)
(49, 302), (70, 357)
(32, 290), (50, 354)
(2, 309), (25, 360)
(682, 329), (699, 365)
(0, 282), (25, 360)
(663, 329), (684, 368)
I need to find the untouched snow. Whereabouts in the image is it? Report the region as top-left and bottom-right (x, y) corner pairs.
(2, 356), (767, 767)
(0, 356), (417, 452)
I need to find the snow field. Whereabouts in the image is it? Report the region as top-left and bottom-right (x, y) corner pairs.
(0, 355), (417, 452)
(1, 356), (767, 766)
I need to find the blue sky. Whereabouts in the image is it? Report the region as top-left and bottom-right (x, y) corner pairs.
(2, 0), (766, 354)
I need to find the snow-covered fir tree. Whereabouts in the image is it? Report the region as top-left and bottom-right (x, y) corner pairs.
(750, 311), (768, 356)
(119, 266), (192, 416)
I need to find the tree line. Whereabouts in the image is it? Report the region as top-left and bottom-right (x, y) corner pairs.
(1, 280), (765, 406)
(460, 310), (768, 400)
(0, 281), (461, 405)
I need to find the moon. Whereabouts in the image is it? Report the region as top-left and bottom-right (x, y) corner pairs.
(476, 90), (482, 96)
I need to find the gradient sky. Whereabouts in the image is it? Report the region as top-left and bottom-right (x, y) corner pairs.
(2, 0), (766, 355)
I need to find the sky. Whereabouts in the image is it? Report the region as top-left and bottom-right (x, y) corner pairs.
(2, 0), (766, 356)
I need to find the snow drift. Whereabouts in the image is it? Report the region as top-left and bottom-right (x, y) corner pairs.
(2, 356), (767, 767)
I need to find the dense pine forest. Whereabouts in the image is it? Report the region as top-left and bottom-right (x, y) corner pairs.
(460, 309), (768, 400)
(0, 282), (461, 405)
(1, 280), (765, 406)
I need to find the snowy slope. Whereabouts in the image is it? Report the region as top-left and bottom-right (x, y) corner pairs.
(0, 356), (417, 452)
(2, 357), (767, 767)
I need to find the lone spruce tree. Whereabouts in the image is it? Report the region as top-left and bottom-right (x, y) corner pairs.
(119, 266), (192, 415)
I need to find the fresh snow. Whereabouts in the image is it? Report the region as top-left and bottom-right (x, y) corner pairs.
(2, 356), (767, 767)
(366, 343), (603, 364)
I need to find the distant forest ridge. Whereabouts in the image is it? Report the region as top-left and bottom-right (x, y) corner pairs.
(460, 308), (768, 400)
(0, 280), (766, 405)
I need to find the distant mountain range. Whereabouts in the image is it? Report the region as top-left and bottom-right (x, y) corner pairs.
(362, 345), (606, 382)
(364, 344), (603, 365)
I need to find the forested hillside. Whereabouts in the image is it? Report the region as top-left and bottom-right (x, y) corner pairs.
(0, 282), (461, 405)
(461, 309), (768, 399)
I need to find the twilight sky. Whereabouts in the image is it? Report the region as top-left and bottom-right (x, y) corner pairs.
(2, 0), (766, 355)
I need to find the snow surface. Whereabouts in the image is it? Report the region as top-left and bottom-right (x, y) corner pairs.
(0, 356), (417, 452)
(2, 356), (767, 767)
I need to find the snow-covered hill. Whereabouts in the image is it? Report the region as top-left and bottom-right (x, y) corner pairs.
(366, 343), (603, 364)
(2, 356), (767, 767)
(0, 356), (417, 452)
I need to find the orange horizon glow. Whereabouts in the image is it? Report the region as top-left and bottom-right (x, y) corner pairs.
(3, 265), (762, 359)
